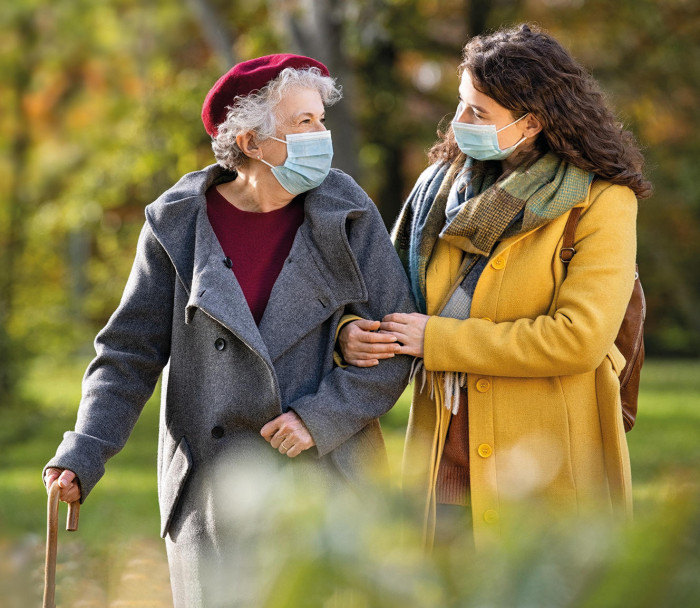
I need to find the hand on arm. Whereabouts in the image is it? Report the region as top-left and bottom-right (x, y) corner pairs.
(260, 411), (315, 458)
(43, 468), (81, 504)
(338, 319), (401, 367)
(380, 312), (430, 358)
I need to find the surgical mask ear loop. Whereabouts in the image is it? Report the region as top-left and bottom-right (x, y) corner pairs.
(500, 114), (531, 155)
(256, 135), (288, 169)
(258, 155), (275, 169)
(496, 112), (529, 134)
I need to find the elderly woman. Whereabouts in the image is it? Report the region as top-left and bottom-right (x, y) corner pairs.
(339, 25), (651, 547)
(43, 54), (414, 606)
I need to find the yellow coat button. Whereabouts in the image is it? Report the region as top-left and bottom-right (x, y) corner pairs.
(477, 443), (493, 458)
(491, 257), (505, 270)
(481, 317), (493, 323)
(476, 379), (490, 393)
(483, 509), (499, 524)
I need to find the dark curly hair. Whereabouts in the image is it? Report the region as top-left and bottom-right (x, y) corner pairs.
(429, 24), (652, 199)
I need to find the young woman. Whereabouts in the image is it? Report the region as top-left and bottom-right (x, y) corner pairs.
(339, 24), (652, 547)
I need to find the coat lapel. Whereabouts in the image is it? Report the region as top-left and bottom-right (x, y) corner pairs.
(147, 164), (272, 365)
(186, 208), (272, 363)
(257, 187), (367, 362)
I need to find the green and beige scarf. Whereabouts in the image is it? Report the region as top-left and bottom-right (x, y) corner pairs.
(393, 151), (593, 413)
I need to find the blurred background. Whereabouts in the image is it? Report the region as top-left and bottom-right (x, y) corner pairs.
(1, 0), (699, 606)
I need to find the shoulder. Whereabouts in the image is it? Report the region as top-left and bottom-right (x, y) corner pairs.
(583, 179), (638, 221)
(588, 180), (637, 206)
(145, 164), (230, 226)
(574, 180), (638, 245)
(313, 169), (373, 211)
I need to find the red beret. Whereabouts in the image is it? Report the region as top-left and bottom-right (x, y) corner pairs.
(202, 53), (330, 137)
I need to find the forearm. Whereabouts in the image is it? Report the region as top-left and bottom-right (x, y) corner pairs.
(45, 221), (174, 500)
(424, 310), (625, 377)
(290, 354), (412, 457)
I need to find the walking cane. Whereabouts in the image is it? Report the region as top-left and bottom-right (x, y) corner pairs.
(43, 481), (80, 608)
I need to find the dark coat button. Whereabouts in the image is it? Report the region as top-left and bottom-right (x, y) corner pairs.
(211, 426), (224, 439)
(223, 257), (233, 268)
(214, 338), (226, 351)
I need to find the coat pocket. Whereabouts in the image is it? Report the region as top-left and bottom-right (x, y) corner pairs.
(159, 436), (193, 538)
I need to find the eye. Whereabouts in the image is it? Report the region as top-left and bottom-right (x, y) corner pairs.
(320, 116), (326, 123)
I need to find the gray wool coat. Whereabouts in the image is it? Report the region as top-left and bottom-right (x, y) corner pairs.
(45, 164), (416, 607)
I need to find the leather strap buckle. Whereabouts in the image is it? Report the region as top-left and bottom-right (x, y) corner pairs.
(560, 247), (576, 264)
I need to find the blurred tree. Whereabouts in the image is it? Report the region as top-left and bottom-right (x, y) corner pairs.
(0, 8), (36, 405)
(185, 0), (238, 69)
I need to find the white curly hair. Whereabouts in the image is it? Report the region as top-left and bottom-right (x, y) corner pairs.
(212, 67), (342, 171)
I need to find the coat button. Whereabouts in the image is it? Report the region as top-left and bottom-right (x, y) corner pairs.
(477, 443), (493, 458)
(491, 256), (505, 270)
(211, 426), (224, 439)
(223, 257), (233, 268)
(483, 509), (499, 524)
(476, 379), (490, 392)
(214, 338), (226, 351)
(481, 317), (493, 323)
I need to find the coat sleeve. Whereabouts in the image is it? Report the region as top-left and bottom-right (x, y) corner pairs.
(288, 198), (417, 457)
(423, 184), (638, 377)
(44, 221), (174, 500)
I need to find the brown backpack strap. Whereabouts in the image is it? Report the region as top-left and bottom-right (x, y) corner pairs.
(560, 207), (583, 264)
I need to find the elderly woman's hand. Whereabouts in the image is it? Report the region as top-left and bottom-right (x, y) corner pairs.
(260, 411), (315, 458)
(43, 468), (81, 504)
(339, 319), (401, 367)
(379, 312), (430, 358)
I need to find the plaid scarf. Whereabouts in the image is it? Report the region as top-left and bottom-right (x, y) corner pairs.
(393, 152), (593, 413)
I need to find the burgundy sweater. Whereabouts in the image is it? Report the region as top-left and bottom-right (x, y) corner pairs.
(206, 186), (304, 325)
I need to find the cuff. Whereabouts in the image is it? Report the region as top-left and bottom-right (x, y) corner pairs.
(333, 314), (363, 368)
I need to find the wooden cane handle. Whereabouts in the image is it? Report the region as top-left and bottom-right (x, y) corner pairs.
(67, 501), (80, 531)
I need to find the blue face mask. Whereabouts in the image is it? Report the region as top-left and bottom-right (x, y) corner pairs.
(452, 102), (529, 161)
(260, 130), (333, 195)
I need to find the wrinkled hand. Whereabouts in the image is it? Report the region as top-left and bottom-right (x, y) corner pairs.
(260, 411), (315, 458)
(43, 468), (81, 504)
(338, 319), (401, 367)
(380, 312), (430, 358)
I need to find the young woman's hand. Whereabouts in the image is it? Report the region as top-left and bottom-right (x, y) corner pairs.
(338, 319), (401, 367)
(380, 313), (430, 358)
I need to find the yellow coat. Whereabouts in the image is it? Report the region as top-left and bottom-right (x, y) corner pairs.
(402, 179), (637, 547)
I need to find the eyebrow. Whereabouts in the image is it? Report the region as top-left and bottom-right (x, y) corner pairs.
(290, 111), (325, 121)
(458, 95), (489, 114)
